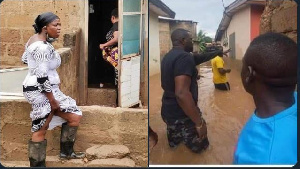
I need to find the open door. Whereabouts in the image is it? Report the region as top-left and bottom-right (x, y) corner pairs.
(118, 0), (143, 107)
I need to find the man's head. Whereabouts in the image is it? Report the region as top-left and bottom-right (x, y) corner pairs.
(171, 28), (193, 52)
(241, 32), (297, 95)
(111, 8), (118, 23)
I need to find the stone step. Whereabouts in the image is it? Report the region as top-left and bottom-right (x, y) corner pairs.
(1, 100), (148, 166)
(1, 156), (135, 167)
(86, 145), (130, 160)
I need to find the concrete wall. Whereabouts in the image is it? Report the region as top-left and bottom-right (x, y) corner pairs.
(260, 0), (297, 42)
(0, 100), (148, 167)
(159, 20), (199, 61)
(169, 21), (199, 53)
(141, 0), (149, 107)
(141, 38), (148, 107)
(250, 5), (265, 41)
(0, 0), (148, 108)
(56, 30), (82, 103)
(221, 6), (251, 60)
(0, 0), (85, 67)
(159, 20), (172, 62)
(149, 12), (160, 76)
(157, 19), (199, 72)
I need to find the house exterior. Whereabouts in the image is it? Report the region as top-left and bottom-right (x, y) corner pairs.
(159, 17), (199, 61)
(149, 0), (198, 76)
(0, 0), (149, 108)
(0, 0), (149, 166)
(149, 0), (175, 76)
(215, 0), (265, 60)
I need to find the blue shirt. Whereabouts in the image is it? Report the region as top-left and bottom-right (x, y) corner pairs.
(233, 92), (297, 164)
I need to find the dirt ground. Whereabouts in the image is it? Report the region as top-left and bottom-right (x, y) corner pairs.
(149, 58), (255, 165)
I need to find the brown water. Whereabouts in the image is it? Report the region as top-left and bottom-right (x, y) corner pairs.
(149, 58), (255, 165)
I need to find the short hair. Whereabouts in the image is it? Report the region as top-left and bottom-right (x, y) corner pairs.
(171, 28), (190, 45)
(111, 8), (118, 18)
(32, 12), (59, 33)
(244, 32), (297, 79)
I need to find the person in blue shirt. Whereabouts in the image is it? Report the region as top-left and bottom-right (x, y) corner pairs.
(234, 32), (297, 164)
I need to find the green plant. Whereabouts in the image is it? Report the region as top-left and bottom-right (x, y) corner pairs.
(197, 30), (212, 52)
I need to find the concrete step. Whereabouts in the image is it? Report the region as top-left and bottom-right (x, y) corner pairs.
(86, 145), (130, 160)
(0, 100), (148, 166)
(1, 156), (135, 167)
(87, 88), (117, 107)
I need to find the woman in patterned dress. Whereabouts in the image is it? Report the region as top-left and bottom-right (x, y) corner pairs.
(99, 8), (119, 87)
(22, 12), (84, 167)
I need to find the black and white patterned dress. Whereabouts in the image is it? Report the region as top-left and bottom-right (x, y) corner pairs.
(22, 41), (82, 132)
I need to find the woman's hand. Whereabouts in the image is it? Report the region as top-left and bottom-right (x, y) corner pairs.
(49, 99), (60, 114)
(99, 44), (106, 50)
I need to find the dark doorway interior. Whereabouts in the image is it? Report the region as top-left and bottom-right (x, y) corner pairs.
(88, 0), (118, 88)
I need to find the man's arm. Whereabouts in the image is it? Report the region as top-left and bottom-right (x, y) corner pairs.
(174, 75), (203, 126)
(193, 50), (222, 65)
(218, 68), (231, 75)
(193, 48), (231, 65)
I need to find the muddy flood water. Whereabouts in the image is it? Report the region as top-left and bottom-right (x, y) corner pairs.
(149, 58), (255, 165)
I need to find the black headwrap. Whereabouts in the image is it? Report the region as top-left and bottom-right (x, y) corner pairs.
(32, 12), (59, 33)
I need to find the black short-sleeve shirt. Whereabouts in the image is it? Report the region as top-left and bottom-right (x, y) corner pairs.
(161, 47), (199, 121)
(106, 22), (119, 48)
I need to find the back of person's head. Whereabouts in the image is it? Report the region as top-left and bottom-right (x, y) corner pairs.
(243, 32), (297, 88)
(171, 28), (190, 46)
(111, 8), (118, 18)
(33, 12), (59, 33)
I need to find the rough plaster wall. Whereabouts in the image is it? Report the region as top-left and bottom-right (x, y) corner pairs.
(56, 29), (81, 103)
(0, 101), (148, 167)
(149, 12), (160, 76)
(169, 21), (199, 53)
(141, 38), (148, 106)
(260, 0), (297, 42)
(159, 20), (171, 62)
(0, 0), (84, 67)
(223, 6), (251, 60)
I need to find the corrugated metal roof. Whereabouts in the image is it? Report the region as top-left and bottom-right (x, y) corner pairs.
(158, 16), (198, 23)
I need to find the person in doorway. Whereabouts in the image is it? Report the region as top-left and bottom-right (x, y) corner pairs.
(160, 28), (230, 153)
(234, 32), (297, 164)
(211, 50), (231, 91)
(22, 12), (84, 167)
(99, 8), (119, 88)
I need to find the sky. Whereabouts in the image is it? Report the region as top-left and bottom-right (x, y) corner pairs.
(161, 0), (236, 39)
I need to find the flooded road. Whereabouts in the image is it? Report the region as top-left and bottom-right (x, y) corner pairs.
(149, 58), (255, 165)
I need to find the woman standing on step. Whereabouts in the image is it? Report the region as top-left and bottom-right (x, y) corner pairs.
(22, 12), (85, 167)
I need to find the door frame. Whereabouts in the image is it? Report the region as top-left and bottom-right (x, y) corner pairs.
(118, 0), (144, 107)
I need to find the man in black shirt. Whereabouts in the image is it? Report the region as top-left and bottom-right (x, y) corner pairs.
(160, 28), (229, 153)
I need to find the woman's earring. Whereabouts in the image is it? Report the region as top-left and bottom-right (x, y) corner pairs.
(46, 32), (56, 43)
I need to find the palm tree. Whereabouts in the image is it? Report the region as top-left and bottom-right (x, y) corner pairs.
(197, 30), (212, 52)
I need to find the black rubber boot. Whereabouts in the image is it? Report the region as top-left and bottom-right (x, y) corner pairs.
(28, 139), (47, 167)
(60, 122), (85, 159)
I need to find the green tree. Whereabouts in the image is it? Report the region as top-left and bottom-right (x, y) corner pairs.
(197, 30), (212, 52)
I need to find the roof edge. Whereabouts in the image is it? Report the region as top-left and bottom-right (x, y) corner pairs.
(149, 0), (176, 18)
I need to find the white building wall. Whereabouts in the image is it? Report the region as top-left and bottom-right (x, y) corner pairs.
(149, 12), (161, 76)
(222, 6), (251, 60)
